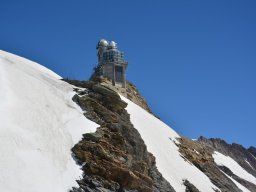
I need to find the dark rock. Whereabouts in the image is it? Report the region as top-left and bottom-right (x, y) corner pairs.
(83, 132), (102, 142)
(183, 180), (200, 192)
(149, 165), (174, 192)
(96, 187), (112, 192)
(248, 146), (256, 157)
(70, 187), (85, 192)
(92, 84), (119, 99)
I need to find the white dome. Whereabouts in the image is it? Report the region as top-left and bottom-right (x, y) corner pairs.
(109, 41), (117, 48)
(98, 39), (108, 47)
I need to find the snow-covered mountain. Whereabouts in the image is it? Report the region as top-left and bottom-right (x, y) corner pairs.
(0, 51), (98, 192)
(0, 50), (256, 192)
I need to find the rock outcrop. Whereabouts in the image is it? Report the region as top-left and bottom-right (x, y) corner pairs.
(198, 137), (256, 191)
(198, 137), (256, 176)
(248, 146), (256, 158)
(183, 180), (200, 192)
(90, 76), (153, 114)
(178, 136), (240, 192)
(64, 79), (174, 192)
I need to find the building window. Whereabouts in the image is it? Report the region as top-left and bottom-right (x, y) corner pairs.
(115, 66), (123, 83)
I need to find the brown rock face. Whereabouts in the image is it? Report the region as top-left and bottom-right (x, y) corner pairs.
(178, 136), (241, 192)
(91, 76), (153, 115)
(64, 79), (174, 192)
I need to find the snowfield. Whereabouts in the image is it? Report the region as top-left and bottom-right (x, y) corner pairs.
(121, 96), (220, 192)
(0, 50), (98, 192)
(213, 151), (256, 185)
(220, 170), (251, 192)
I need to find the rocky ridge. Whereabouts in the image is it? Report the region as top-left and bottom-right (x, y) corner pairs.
(64, 77), (256, 192)
(177, 136), (256, 192)
(65, 79), (175, 192)
(178, 136), (240, 192)
(198, 137), (256, 178)
(198, 137), (256, 191)
(90, 76), (153, 114)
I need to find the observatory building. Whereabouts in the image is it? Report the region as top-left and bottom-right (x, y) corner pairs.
(95, 39), (128, 88)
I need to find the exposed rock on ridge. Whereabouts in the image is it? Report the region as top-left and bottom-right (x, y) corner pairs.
(65, 79), (175, 192)
(177, 136), (256, 192)
(91, 76), (153, 115)
(198, 137), (256, 178)
(178, 136), (240, 192)
(198, 137), (256, 192)
(248, 146), (256, 158)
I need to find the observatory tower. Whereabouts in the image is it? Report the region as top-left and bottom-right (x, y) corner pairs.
(95, 39), (128, 88)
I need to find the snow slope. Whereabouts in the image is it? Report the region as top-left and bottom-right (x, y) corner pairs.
(220, 170), (251, 192)
(121, 96), (220, 192)
(0, 50), (98, 192)
(213, 151), (256, 185)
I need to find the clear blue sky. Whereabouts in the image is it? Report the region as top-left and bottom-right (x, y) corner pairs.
(1, 1), (255, 147)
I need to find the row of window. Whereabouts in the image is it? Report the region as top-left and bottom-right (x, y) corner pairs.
(103, 51), (124, 61)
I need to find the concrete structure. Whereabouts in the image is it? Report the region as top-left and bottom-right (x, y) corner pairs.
(95, 39), (128, 87)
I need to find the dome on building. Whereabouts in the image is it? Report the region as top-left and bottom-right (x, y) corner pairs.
(109, 41), (117, 48)
(98, 39), (109, 47)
